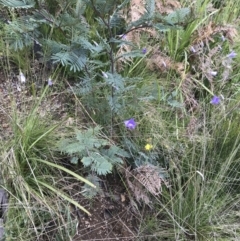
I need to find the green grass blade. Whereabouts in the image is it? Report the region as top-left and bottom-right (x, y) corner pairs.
(38, 180), (91, 216)
(36, 158), (96, 188)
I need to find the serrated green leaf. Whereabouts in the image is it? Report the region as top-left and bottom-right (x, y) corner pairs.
(59, 127), (127, 176)
(103, 72), (125, 91)
(81, 156), (93, 167)
(145, 0), (155, 18)
(109, 145), (130, 158)
(51, 51), (87, 72)
(0, 0), (35, 8)
(82, 174), (101, 198)
(59, 142), (85, 154)
(114, 50), (145, 62)
(111, 156), (123, 164)
(70, 156), (79, 164)
(164, 8), (190, 24)
(101, 146), (128, 162)
(93, 159), (112, 175)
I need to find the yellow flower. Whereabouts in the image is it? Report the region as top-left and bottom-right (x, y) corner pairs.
(145, 143), (153, 151)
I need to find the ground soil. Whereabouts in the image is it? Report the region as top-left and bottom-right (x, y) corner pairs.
(73, 175), (141, 241)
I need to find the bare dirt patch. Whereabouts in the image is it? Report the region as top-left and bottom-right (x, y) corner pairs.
(72, 175), (140, 241)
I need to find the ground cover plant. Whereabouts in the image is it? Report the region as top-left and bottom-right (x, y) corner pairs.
(0, 0), (240, 240)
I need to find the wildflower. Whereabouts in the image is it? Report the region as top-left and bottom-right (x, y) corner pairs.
(47, 78), (53, 86)
(145, 144), (153, 151)
(142, 48), (147, 54)
(210, 71), (217, 76)
(101, 71), (108, 78)
(190, 46), (196, 53)
(210, 95), (221, 105)
(162, 60), (167, 68)
(124, 118), (136, 130)
(227, 50), (237, 59)
(19, 71), (26, 83)
(221, 35), (225, 42)
(119, 34), (126, 40)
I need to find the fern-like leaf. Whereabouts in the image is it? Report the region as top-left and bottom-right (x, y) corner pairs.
(81, 156), (93, 167)
(0, 0), (35, 8)
(59, 127), (128, 175)
(114, 50), (145, 62)
(4, 17), (40, 50)
(51, 50), (87, 72)
(145, 0), (155, 18)
(81, 174), (101, 199)
(62, 142), (86, 155)
(164, 8), (191, 25)
(92, 158), (112, 175)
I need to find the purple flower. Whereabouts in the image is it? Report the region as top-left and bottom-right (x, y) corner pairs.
(48, 78), (53, 86)
(210, 96), (221, 105)
(190, 46), (196, 53)
(227, 51), (237, 59)
(101, 71), (108, 78)
(19, 71), (26, 83)
(124, 118), (137, 130)
(142, 48), (147, 54)
(210, 71), (217, 76)
(162, 60), (167, 68)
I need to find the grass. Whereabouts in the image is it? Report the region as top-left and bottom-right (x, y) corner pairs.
(1, 0), (240, 240)
(0, 87), (95, 239)
(132, 100), (240, 240)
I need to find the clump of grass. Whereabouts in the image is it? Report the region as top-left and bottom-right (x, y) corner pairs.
(131, 94), (240, 240)
(4, 197), (78, 241)
(0, 88), (94, 240)
(116, 0), (240, 239)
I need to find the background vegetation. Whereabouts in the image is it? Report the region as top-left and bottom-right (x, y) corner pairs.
(0, 0), (240, 240)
